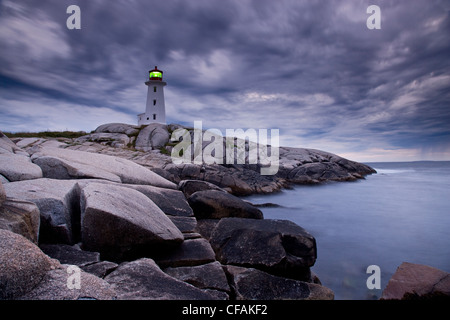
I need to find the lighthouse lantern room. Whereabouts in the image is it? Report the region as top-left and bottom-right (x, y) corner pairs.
(138, 66), (167, 125)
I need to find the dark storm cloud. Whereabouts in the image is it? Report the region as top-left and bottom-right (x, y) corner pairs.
(0, 0), (449, 161)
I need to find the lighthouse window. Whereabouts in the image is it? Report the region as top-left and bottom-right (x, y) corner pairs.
(154, 87), (157, 92)
(153, 114), (156, 120)
(153, 100), (156, 105)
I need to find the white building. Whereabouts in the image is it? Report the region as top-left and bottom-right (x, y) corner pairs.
(138, 66), (167, 125)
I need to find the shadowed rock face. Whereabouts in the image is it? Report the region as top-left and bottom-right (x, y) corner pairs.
(187, 190), (263, 220)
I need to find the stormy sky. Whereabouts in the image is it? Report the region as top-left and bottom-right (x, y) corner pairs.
(0, 0), (449, 162)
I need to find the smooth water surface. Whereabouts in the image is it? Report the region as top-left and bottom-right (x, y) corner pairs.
(244, 161), (450, 300)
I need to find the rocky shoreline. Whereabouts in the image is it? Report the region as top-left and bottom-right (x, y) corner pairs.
(3, 123), (442, 301)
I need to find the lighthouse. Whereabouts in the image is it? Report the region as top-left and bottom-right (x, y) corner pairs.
(138, 66), (167, 125)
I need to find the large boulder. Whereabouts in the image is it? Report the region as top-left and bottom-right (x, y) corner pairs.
(0, 199), (40, 244)
(135, 123), (170, 151)
(224, 265), (334, 300)
(19, 266), (116, 300)
(104, 258), (218, 300)
(30, 146), (176, 189)
(80, 182), (183, 261)
(0, 153), (43, 182)
(381, 262), (450, 300)
(95, 123), (140, 136)
(0, 229), (59, 299)
(3, 179), (82, 244)
(187, 190), (263, 220)
(210, 218), (317, 281)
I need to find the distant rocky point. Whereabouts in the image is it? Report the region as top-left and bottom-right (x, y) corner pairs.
(14, 122), (375, 195)
(0, 123), (376, 301)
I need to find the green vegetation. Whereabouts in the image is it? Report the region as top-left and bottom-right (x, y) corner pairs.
(3, 131), (87, 139)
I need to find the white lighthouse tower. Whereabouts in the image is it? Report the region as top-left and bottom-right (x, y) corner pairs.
(138, 66), (167, 125)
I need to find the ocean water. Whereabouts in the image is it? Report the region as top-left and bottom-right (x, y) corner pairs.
(243, 161), (450, 300)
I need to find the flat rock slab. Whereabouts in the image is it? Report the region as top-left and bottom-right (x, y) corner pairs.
(154, 238), (216, 268)
(104, 258), (218, 300)
(30, 146), (176, 189)
(0, 153), (43, 182)
(210, 218), (317, 281)
(80, 182), (183, 261)
(225, 265), (334, 300)
(40, 244), (100, 267)
(3, 178), (82, 244)
(381, 262), (450, 300)
(0, 198), (40, 244)
(188, 190), (263, 219)
(164, 261), (230, 293)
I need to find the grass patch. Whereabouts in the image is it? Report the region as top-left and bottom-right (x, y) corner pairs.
(3, 131), (87, 139)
